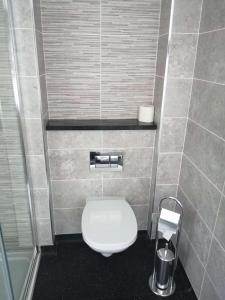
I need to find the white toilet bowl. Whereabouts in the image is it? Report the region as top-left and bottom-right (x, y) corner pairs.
(81, 198), (137, 257)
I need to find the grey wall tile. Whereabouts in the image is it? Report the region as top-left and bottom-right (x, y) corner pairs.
(155, 35), (169, 76)
(46, 49), (100, 119)
(160, 118), (187, 152)
(1, 118), (23, 155)
(131, 205), (148, 230)
(206, 238), (225, 300)
(103, 178), (150, 205)
(153, 76), (164, 124)
(27, 155), (48, 188)
(41, 0), (100, 35)
(100, 0), (159, 118)
(54, 208), (83, 234)
(214, 196), (225, 250)
(177, 188), (212, 266)
(0, 75), (17, 119)
(15, 29), (37, 76)
(8, 155), (26, 189)
(41, 0), (100, 119)
(200, 0), (225, 33)
(37, 218), (53, 246)
(52, 179), (102, 208)
(159, 0), (172, 36)
(48, 149), (101, 180)
(19, 77), (41, 118)
(195, 30), (225, 84)
(0, 5), (8, 28)
(33, 0), (42, 32)
(179, 230), (205, 297)
(33, 188), (50, 219)
(39, 74), (48, 118)
(200, 272), (221, 300)
(157, 153), (182, 184)
(168, 34), (198, 78)
(153, 184), (177, 212)
(101, 34), (155, 118)
(172, 0), (202, 33)
(47, 131), (101, 149)
(101, 0), (160, 36)
(184, 120), (225, 190)
(163, 79), (192, 117)
(24, 118), (44, 155)
(35, 31), (45, 76)
(12, 189), (30, 220)
(102, 130), (155, 148)
(11, 0), (33, 29)
(189, 79), (225, 139)
(102, 148), (153, 179)
(179, 155), (221, 229)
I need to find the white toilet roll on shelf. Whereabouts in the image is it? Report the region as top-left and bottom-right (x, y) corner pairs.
(138, 105), (154, 123)
(158, 208), (181, 241)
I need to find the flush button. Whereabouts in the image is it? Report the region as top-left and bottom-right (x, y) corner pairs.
(90, 152), (123, 171)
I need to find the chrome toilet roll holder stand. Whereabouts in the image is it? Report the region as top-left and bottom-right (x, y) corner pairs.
(149, 197), (183, 297)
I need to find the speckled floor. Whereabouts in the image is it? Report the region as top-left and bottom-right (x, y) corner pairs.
(33, 232), (197, 300)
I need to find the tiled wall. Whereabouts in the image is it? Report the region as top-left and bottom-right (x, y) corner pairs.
(177, 0), (225, 299)
(150, 0), (202, 233)
(40, 0), (161, 119)
(8, 0), (53, 246)
(47, 130), (155, 234)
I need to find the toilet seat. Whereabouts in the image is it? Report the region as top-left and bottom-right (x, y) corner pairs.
(82, 199), (137, 254)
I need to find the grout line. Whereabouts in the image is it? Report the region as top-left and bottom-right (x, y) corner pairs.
(47, 146), (155, 151)
(169, 27), (225, 36)
(157, 151), (182, 155)
(155, 74), (164, 78)
(155, 183), (177, 186)
(158, 32), (169, 38)
(163, 116), (187, 119)
(51, 177), (152, 182)
(194, 76), (225, 86)
(189, 118), (225, 143)
(171, 32), (199, 35)
(199, 26), (225, 35)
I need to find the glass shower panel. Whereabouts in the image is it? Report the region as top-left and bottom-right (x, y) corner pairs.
(0, 1), (37, 299)
(0, 226), (14, 300)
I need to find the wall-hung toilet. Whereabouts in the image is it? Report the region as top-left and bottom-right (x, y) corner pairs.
(81, 198), (138, 257)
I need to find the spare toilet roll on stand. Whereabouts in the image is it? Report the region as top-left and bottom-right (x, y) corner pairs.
(149, 197), (183, 297)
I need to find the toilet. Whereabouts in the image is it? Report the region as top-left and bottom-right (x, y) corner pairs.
(81, 197), (138, 257)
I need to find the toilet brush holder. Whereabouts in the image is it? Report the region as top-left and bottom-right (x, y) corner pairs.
(149, 197), (183, 297)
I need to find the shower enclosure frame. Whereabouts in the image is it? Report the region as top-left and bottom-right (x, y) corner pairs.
(1, 0), (41, 298)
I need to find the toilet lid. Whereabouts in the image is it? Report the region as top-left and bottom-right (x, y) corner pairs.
(82, 200), (137, 252)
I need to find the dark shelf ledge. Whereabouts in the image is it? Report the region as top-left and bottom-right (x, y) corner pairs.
(46, 119), (157, 131)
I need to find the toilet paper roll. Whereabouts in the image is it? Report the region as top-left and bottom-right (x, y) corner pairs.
(158, 208), (180, 241)
(138, 105), (154, 123)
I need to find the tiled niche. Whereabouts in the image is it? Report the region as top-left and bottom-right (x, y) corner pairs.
(40, 0), (161, 119)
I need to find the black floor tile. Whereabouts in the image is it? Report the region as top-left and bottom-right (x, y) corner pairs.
(33, 232), (197, 300)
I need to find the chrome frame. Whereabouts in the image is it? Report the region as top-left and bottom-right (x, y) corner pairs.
(147, 0), (175, 239)
(1, 0), (41, 298)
